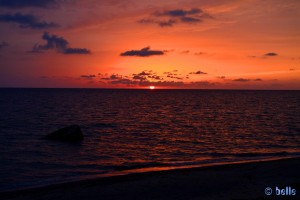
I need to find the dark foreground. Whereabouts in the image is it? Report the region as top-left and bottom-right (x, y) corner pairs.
(1, 157), (299, 200)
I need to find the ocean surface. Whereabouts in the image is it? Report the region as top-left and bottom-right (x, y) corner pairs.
(0, 89), (299, 192)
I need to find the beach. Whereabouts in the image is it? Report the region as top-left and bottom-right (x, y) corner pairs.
(1, 157), (299, 200)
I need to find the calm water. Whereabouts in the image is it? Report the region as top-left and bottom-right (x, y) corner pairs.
(0, 89), (299, 191)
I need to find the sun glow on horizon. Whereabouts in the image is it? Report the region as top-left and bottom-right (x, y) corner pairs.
(149, 86), (155, 90)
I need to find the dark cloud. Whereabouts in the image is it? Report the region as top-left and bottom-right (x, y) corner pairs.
(264, 52), (278, 57)
(64, 48), (91, 54)
(158, 19), (176, 27)
(148, 75), (163, 80)
(163, 71), (185, 80)
(189, 70), (207, 75)
(101, 74), (122, 80)
(232, 78), (263, 82)
(139, 19), (177, 27)
(0, 13), (58, 29)
(139, 8), (212, 27)
(132, 75), (147, 81)
(32, 32), (91, 54)
(93, 70), (227, 88)
(181, 17), (202, 23)
(0, 41), (8, 48)
(249, 53), (278, 59)
(232, 78), (250, 82)
(111, 78), (137, 86)
(190, 81), (216, 87)
(110, 74), (120, 80)
(103, 75), (137, 86)
(80, 75), (96, 79)
(217, 76), (226, 79)
(138, 19), (153, 24)
(99, 71), (168, 86)
(108, 78), (183, 87)
(33, 32), (68, 51)
(139, 80), (185, 87)
(120, 46), (164, 57)
(194, 52), (205, 56)
(163, 49), (174, 53)
(132, 71), (164, 81)
(154, 8), (203, 17)
(0, 0), (58, 8)
(137, 71), (151, 76)
(181, 50), (190, 54)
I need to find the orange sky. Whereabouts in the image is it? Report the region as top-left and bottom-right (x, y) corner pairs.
(0, 0), (299, 89)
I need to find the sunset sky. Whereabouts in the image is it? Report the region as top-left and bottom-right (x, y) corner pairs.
(0, 0), (299, 89)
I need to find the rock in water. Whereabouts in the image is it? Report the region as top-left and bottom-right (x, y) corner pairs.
(45, 125), (84, 142)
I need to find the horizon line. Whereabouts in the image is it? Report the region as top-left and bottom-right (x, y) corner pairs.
(0, 87), (299, 91)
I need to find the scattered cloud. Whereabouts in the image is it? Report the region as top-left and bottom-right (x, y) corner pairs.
(190, 81), (216, 88)
(163, 49), (174, 53)
(163, 71), (185, 80)
(120, 46), (164, 57)
(232, 78), (250, 82)
(80, 70), (269, 88)
(132, 75), (147, 81)
(97, 70), (187, 87)
(264, 52), (278, 57)
(110, 78), (136, 86)
(138, 19), (177, 27)
(138, 8), (213, 27)
(138, 18), (176, 27)
(0, 0), (58, 8)
(101, 74), (122, 80)
(0, 13), (58, 29)
(80, 75), (96, 79)
(189, 70), (207, 75)
(100, 74), (137, 86)
(154, 8), (203, 17)
(32, 32), (91, 54)
(132, 71), (164, 81)
(154, 8), (212, 20)
(158, 19), (176, 27)
(64, 48), (91, 54)
(148, 75), (163, 80)
(249, 52), (279, 59)
(232, 78), (262, 82)
(181, 50), (190, 54)
(140, 81), (185, 87)
(0, 41), (8, 48)
(194, 52), (206, 56)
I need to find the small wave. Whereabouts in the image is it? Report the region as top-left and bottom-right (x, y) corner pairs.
(112, 162), (170, 171)
(210, 151), (300, 158)
(88, 123), (118, 128)
(108, 152), (300, 173)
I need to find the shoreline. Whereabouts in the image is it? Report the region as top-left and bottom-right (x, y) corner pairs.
(1, 156), (298, 193)
(1, 157), (299, 200)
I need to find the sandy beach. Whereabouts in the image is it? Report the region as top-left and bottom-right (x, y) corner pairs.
(1, 157), (299, 200)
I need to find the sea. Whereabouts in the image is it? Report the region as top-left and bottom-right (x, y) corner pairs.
(0, 89), (299, 192)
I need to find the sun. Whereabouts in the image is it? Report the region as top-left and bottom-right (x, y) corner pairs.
(149, 86), (155, 90)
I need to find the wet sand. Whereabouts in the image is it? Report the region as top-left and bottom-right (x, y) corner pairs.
(1, 157), (299, 200)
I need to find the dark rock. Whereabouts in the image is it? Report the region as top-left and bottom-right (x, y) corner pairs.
(45, 125), (84, 142)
